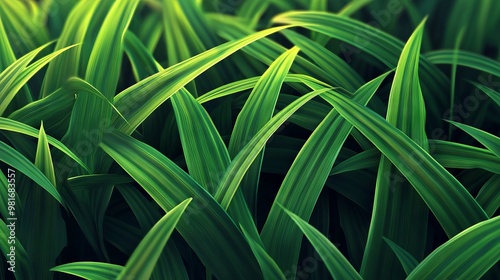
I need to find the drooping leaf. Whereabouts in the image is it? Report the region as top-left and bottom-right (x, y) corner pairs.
(447, 120), (500, 158)
(382, 237), (419, 275)
(240, 225), (285, 280)
(281, 205), (363, 280)
(472, 82), (500, 107)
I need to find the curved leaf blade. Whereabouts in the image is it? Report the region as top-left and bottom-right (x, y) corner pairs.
(447, 120), (500, 158)
(281, 206), (362, 280)
(51, 262), (123, 280)
(117, 198), (192, 280)
(260, 73), (389, 271)
(0, 141), (62, 204)
(323, 91), (488, 237)
(100, 130), (263, 279)
(407, 216), (500, 280)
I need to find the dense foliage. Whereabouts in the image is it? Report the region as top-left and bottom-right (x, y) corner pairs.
(1, 0), (499, 279)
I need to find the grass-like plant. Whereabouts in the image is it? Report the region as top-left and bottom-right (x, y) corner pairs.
(0, 0), (499, 279)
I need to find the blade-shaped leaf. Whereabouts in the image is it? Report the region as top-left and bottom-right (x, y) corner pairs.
(240, 225), (286, 280)
(0, 141), (62, 204)
(407, 216), (500, 280)
(260, 72), (389, 271)
(20, 123), (66, 279)
(271, 11), (449, 116)
(51, 262), (123, 280)
(426, 50), (500, 77)
(100, 130), (263, 279)
(113, 25), (292, 135)
(117, 186), (189, 280)
(361, 19), (429, 279)
(0, 117), (90, 173)
(228, 46), (300, 215)
(447, 120), (500, 158)
(281, 206), (363, 280)
(382, 237), (419, 275)
(214, 88), (331, 210)
(117, 198), (191, 279)
(475, 175), (500, 217)
(0, 42), (51, 115)
(472, 82), (500, 107)
(322, 90), (488, 237)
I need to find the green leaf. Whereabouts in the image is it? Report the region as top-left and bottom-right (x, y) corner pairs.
(281, 205), (362, 280)
(407, 216), (500, 280)
(271, 11), (449, 116)
(472, 82), (500, 107)
(197, 74), (330, 104)
(64, 0), (139, 169)
(337, 196), (370, 270)
(214, 88), (331, 210)
(0, 15), (16, 70)
(171, 87), (262, 245)
(330, 149), (380, 175)
(0, 42), (60, 115)
(161, 0), (209, 64)
(361, 19), (429, 279)
(228, 46), (300, 215)
(0, 141), (62, 204)
(426, 50), (500, 77)
(211, 19), (344, 91)
(431, 140), (500, 174)
(117, 198), (191, 279)
(60, 0), (140, 263)
(20, 123), (66, 279)
(447, 120), (500, 158)
(0, 117), (90, 173)
(260, 72), (388, 271)
(475, 175), (500, 217)
(8, 87), (74, 134)
(382, 237), (419, 275)
(100, 130), (263, 279)
(51, 262), (123, 280)
(0, 0), (49, 55)
(67, 174), (133, 191)
(64, 77), (128, 124)
(337, 0), (373, 16)
(240, 225), (286, 280)
(123, 30), (162, 81)
(237, 0), (271, 28)
(281, 30), (363, 92)
(117, 186), (189, 280)
(40, 0), (101, 97)
(123, 29), (262, 248)
(172, 88), (230, 194)
(112, 25), (292, 135)
(322, 90), (488, 238)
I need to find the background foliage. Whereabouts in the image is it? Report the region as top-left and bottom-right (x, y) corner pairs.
(1, 0), (499, 279)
